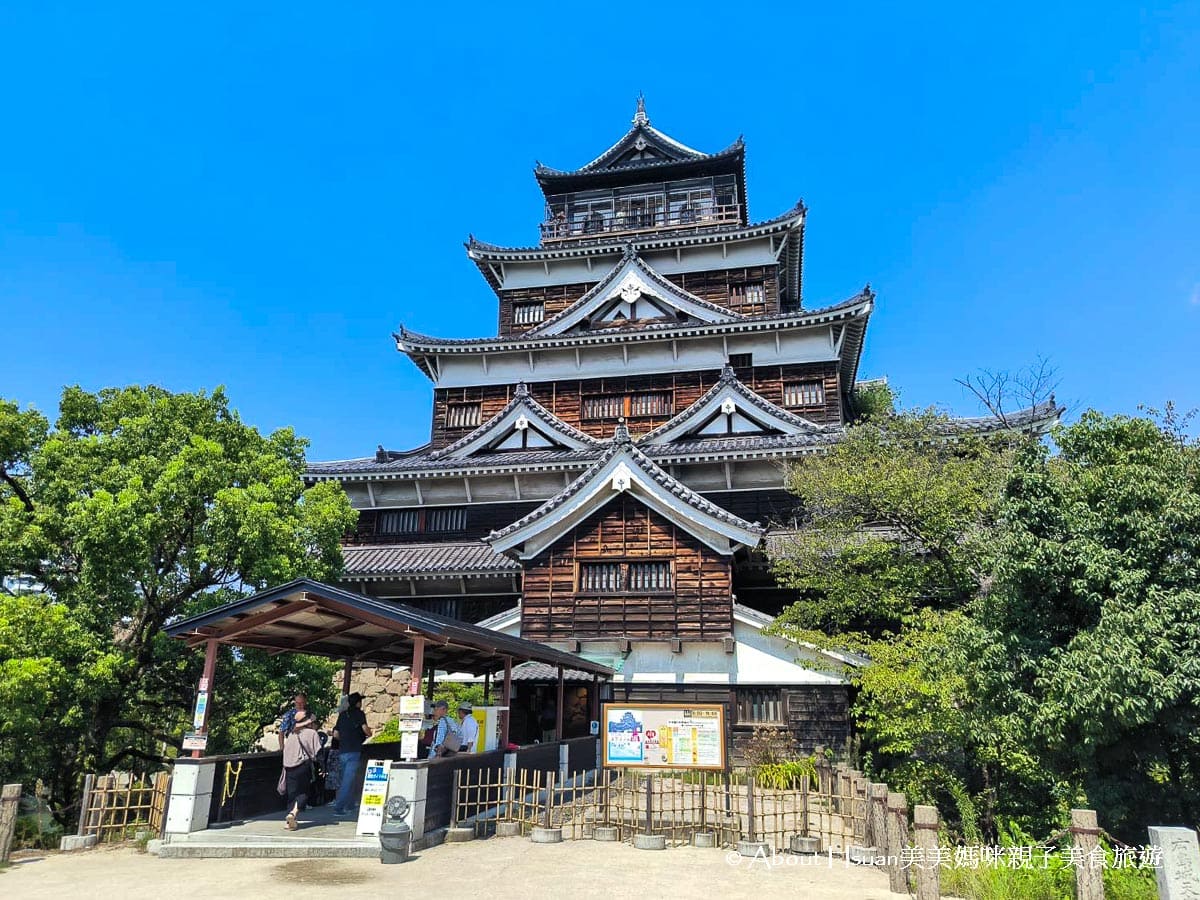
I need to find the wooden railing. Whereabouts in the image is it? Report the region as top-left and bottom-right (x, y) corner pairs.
(540, 204), (742, 242)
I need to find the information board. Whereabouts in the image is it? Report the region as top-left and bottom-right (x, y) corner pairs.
(601, 703), (727, 771)
(355, 759), (389, 835)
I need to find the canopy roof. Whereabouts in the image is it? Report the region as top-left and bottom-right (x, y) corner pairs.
(165, 578), (612, 677)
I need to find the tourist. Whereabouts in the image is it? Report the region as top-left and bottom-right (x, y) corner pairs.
(456, 702), (479, 753)
(331, 692), (372, 816)
(282, 710), (321, 830)
(277, 691), (308, 750)
(428, 700), (461, 758)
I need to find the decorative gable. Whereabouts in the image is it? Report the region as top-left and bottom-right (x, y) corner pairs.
(487, 423), (763, 559)
(639, 366), (831, 446)
(431, 384), (602, 459)
(526, 249), (743, 337)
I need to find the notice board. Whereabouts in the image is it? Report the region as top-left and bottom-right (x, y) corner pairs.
(601, 702), (727, 771)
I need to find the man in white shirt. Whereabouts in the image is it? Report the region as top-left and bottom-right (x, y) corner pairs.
(457, 702), (480, 753)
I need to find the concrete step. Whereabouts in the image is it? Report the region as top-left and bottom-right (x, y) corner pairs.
(155, 841), (381, 859)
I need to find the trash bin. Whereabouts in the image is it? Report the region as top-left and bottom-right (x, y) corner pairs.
(379, 796), (412, 864)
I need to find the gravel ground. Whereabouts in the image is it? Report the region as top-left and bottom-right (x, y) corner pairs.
(2, 839), (901, 899)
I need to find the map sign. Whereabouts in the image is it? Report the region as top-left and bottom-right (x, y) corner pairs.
(601, 703), (727, 771)
(355, 759), (390, 836)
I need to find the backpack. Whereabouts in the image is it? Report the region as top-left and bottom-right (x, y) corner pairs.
(436, 717), (462, 755)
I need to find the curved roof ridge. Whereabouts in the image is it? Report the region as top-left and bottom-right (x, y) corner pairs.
(429, 382), (603, 459)
(639, 365), (835, 444)
(525, 247), (743, 336)
(486, 424), (762, 550)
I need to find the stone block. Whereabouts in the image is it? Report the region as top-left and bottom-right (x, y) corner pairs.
(1148, 826), (1200, 899)
(693, 831), (716, 848)
(633, 833), (666, 850)
(738, 839), (770, 858)
(592, 825), (619, 842)
(531, 826), (563, 844)
(495, 821), (522, 837)
(59, 834), (98, 852)
(445, 826), (475, 843)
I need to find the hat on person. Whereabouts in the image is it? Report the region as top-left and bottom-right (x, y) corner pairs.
(433, 700), (449, 710)
(348, 692), (364, 706)
(458, 702), (473, 713)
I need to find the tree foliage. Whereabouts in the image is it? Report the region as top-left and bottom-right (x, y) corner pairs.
(0, 386), (357, 820)
(769, 401), (1200, 841)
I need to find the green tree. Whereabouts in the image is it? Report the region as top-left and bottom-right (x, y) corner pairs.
(0, 386), (357, 819)
(768, 407), (1057, 838)
(977, 410), (1200, 838)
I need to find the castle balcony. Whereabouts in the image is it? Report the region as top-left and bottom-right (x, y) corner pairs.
(540, 175), (743, 244)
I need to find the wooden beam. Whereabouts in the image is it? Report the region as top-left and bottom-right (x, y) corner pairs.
(500, 656), (512, 748)
(192, 639), (219, 759)
(409, 636), (425, 695)
(186, 600), (317, 646)
(283, 618), (366, 653)
(555, 665), (565, 741)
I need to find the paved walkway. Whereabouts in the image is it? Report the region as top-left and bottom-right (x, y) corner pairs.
(4, 838), (900, 899)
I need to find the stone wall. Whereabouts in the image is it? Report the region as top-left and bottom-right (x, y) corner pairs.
(325, 666), (413, 733)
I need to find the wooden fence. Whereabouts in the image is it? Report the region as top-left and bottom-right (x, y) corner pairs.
(452, 761), (868, 852)
(78, 771), (169, 842)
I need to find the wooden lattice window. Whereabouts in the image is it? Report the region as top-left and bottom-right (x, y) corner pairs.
(728, 353), (753, 369)
(578, 562), (623, 593)
(737, 688), (785, 724)
(578, 560), (673, 594)
(426, 507), (467, 533)
(446, 402), (482, 429)
(627, 561), (672, 592)
(513, 302), (545, 325)
(783, 381), (825, 408)
(629, 392), (672, 418)
(378, 510), (420, 534)
(582, 395), (625, 421)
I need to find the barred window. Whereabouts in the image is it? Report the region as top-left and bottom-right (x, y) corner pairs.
(426, 507), (467, 533)
(727, 353), (753, 369)
(513, 302), (545, 325)
(629, 392), (672, 418)
(627, 561), (672, 592)
(783, 381), (824, 408)
(582, 395), (625, 421)
(377, 510), (419, 534)
(579, 562), (622, 593)
(736, 688), (785, 724)
(446, 402), (482, 429)
(578, 560), (673, 593)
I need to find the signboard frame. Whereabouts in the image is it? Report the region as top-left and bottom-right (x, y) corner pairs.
(600, 702), (728, 772)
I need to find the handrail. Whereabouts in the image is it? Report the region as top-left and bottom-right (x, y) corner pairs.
(541, 204), (742, 243)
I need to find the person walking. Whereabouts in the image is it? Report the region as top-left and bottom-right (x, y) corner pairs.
(281, 710), (321, 830)
(331, 692), (372, 816)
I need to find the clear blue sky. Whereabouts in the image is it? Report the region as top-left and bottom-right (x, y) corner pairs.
(1, 3), (1197, 460)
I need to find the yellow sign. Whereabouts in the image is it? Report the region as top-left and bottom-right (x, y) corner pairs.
(601, 703), (727, 771)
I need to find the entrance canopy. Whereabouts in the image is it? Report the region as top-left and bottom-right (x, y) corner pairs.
(165, 578), (612, 677)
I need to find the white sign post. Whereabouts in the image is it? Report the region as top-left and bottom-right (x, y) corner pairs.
(355, 759), (389, 836)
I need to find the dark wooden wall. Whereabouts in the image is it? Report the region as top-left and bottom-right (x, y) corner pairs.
(349, 503), (541, 544)
(497, 265), (782, 336)
(430, 362), (841, 447)
(520, 496), (733, 641)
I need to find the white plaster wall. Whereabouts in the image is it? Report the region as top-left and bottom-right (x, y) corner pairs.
(484, 613), (844, 686)
(431, 327), (836, 388)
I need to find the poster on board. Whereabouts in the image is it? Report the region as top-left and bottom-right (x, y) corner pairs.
(601, 703), (727, 771)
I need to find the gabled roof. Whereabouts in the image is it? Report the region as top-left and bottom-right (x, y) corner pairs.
(486, 422), (764, 560)
(164, 578), (612, 677)
(395, 288), (873, 356)
(430, 383), (602, 459)
(534, 97), (746, 196)
(640, 365), (833, 445)
(526, 247), (743, 336)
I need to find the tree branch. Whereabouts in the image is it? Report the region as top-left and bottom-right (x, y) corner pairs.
(0, 466), (35, 513)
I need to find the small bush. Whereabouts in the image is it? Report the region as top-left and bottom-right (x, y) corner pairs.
(13, 814), (63, 851)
